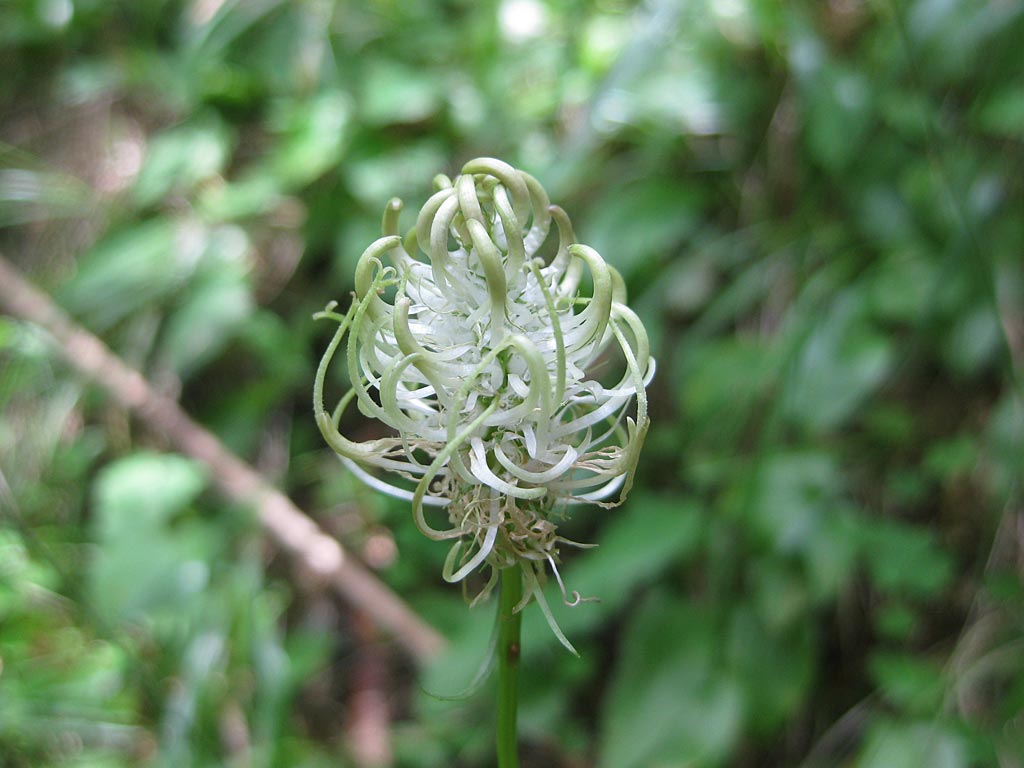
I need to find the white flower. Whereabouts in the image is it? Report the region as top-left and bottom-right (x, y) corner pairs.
(314, 158), (654, 650)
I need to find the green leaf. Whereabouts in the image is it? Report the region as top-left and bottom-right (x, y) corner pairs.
(726, 603), (813, 734)
(750, 560), (810, 631)
(801, 62), (873, 171)
(132, 115), (234, 207)
(156, 227), (253, 378)
(93, 452), (206, 530)
(784, 292), (893, 432)
(552, 494), (703, 637)
(198, 173), (283, 220)
(748, 451), (837, 553)
(89, 453), (213, 623)
(57, 219), (194, 331)
(944, 304), (1001, 375)
(345, 141), (448, 210)
(744, 452), (861, 598)
(856, 720), (968, 768)
(417, 599), (496, 713)
(974, 86), (1024, 137)
(599, 592), (743, 768)
(869, 652), (945, 715)
(868, 250), (938, 322)
(678, 338), (781, 445)
(360, 61), (441, 126)
(268, 90), (352, 187)
(875, 601), (920, 641)
(859, 519), (953, 597)
(923, 435), (977, 481)
(583, 178), (703, 278)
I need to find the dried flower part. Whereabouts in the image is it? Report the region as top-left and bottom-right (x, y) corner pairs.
(314, 158), (654, 648)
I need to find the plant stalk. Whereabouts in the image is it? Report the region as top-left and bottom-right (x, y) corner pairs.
(496, 563), (523, 768)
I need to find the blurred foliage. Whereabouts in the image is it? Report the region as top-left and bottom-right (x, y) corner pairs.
(2, 0), (1024, 766)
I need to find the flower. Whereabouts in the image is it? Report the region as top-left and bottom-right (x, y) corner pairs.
(314, 157), (654, 649)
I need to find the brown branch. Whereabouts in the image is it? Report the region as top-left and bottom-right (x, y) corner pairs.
(346, 613), (394, 768)
(0, 255), (446, 663)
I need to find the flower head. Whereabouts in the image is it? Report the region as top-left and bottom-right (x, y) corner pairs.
(314, 158), (654, 647)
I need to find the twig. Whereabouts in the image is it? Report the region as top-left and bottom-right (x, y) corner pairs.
(0, 254), (446, 663)
(346, 613), (394, 768)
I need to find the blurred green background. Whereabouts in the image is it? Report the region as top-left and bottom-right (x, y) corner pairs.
(2, 0), (1023, 766)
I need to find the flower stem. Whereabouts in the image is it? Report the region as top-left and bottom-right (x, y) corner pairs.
(496, 563), (523, 768)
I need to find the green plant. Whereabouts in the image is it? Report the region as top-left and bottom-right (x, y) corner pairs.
(3, 1), (1023, 764)
(314, 157), (653, 764)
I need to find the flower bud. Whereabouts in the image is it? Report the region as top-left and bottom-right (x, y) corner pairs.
(314, 158), (654, 647)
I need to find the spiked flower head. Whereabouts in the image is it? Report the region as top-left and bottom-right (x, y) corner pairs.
(315, 158), (654, 643)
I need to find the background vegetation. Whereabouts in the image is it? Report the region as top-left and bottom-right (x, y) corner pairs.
(2, 0), (1023, 766)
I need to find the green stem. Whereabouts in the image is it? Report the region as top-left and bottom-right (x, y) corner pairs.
(496, 563), (523, 768)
